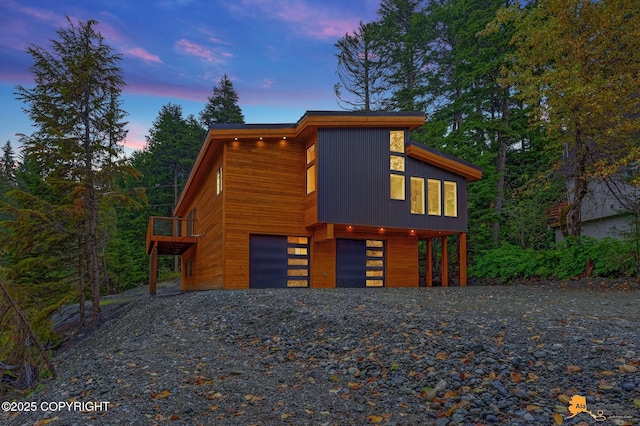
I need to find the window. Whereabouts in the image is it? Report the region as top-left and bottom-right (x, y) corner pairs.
(444, 181), (457, 217)
(389, 131), (406, 201)
(306, 165), (316, 194)
(306, 144), (315, 164)
(428, 179), (441, 216)
(306, 144), (316, 194)
(366, 240), (384, 287)
(390, 130), (405, 153)
(186, 208), (197, 236)
(184, 257), (193, 277)
(410, 177), (425, 214)
(216, 166), (223, 196)
(390, 174), (405, 200)
(390, 155), (405, 172)
(287, 236), (310, 287)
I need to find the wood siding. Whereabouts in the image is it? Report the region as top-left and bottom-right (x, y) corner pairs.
(223, 138), (310, 289)
(181, 144), (224, 291)
(333, 229), (419, 288)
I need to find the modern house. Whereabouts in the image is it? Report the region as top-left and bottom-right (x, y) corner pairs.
(146, 111), (482, 292)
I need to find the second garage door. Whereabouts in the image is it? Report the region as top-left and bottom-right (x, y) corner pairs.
(336, 239), (385, 288)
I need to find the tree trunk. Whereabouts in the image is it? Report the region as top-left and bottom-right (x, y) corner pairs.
(174, 164), (180, 272)
(78, 238), (85, 327)
(566, 129), (588, 237)
(493, 94), (509, 243)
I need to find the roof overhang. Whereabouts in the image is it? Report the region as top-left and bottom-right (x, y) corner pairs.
(406, 142), (483, 182)
(174, 111), (429, 216)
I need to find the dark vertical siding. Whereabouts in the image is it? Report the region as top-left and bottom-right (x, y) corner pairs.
(318, 128), (467, 232)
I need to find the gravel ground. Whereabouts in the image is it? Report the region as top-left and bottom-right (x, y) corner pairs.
(2, 280), (640, 426)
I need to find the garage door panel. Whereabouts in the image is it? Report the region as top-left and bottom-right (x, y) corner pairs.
(250, 235), (310, 289)
(250, 235), (288, 288)
(336, 239), (385, 288)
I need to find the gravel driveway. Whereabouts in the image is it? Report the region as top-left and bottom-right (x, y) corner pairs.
(2, 280), (639, 425)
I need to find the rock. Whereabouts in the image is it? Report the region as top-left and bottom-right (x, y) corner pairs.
(621, 382), (636, 391)
(425, 379), (448, 401)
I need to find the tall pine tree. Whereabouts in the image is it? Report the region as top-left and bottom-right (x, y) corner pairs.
(199, 74), (245, 127)
(334, 21), (390, 111)
(13, 17), (138, 323)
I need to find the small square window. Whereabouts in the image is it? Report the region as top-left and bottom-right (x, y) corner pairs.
(390, 155), (405, 172)
(390, 131), (405, 153)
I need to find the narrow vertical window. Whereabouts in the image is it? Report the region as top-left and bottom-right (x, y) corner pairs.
(428, 179), (441, 215)
(410, 177), (425, 214)
(216, 166), (223, 196)
(390, 174), (405, 200)
(306, 164), (316, 194)
(444, 181), (457, 217)
(306, 144), (315, 164)
(389, 130), (406, 201)
(306, 143), (316, 194)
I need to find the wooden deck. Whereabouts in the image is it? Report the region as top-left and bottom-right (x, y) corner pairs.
(147, 216), (197, 295)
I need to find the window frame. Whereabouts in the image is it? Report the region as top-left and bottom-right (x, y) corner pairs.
(444, 181), (458, 217)
(410, 177), (425, 215)
(428, 179), (442, 216)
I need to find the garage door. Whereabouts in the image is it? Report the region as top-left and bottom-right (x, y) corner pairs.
(336, 239), (385, 288)
(249, 235), (309, 288)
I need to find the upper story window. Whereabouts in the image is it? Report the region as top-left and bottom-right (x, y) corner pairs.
(306, 143), (316, 194)
(216, 166), (223, 196)
(410, 177), (425, 214)
(428, 179), (441, 215)
(390, 130), (405, 153)
(444, 181), (457, 217)
(389, 130), (406, 200)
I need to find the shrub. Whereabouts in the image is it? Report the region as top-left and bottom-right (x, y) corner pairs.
(469, 236), (637, 282)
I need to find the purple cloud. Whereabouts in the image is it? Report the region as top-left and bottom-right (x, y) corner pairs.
(175, 39), (225, 63)
(223, 0), (360, 39)
(125, 47), (162, 63)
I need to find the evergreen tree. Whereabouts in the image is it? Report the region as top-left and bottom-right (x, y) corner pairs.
(376, 0), (431, 111)
(199, 74), (245, 127)
(1, 140), (16, 187)
(144, 103), (205, 215)
(334, 21), (390, 111)
(13, 17), (138, 323)
(423, 0), (529, 245)
(489, 0), (640, 237)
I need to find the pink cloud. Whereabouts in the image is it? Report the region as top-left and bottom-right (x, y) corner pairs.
(175, 39), (223, 62)
(125, 47), (162, 63)
(123, 121), (148, 152)
(224, 0), (359, 39)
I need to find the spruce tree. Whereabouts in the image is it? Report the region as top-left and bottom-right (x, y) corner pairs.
(13, 17), (137, 323)
(334, 21), (390, 111)
(199, 74), (245, 127)
(1, 140), (16, 186)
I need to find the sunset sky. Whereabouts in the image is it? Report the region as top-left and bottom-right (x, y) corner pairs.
(0, 0), (379, 154)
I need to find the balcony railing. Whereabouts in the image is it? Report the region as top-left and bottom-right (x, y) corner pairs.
(146, 216), (198, 255)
